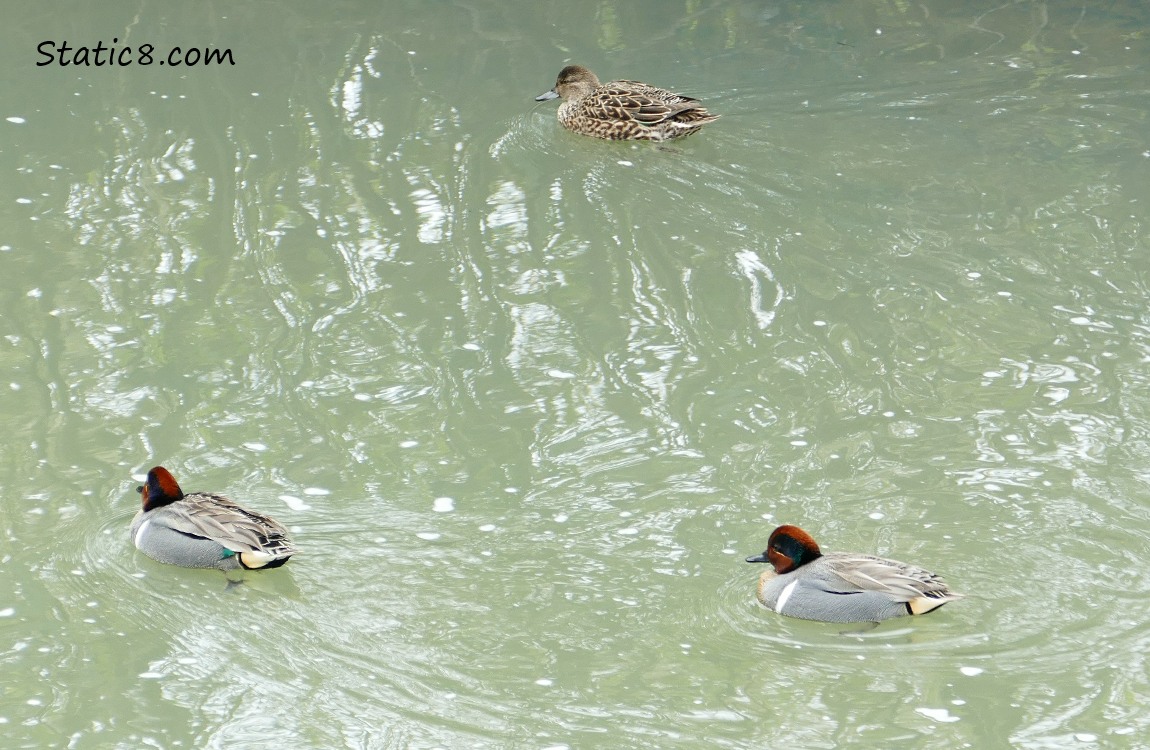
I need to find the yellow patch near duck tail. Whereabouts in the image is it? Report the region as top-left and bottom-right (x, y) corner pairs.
(239, 550), (275, 569)
(908, 596), (948, 615)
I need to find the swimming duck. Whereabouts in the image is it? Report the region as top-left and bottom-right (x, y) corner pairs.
(129, 466), (296, 571)
(745, 525), (962, 623)
(534, 64), (719, 141)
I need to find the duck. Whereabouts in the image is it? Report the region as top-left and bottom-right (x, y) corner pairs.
(534, 64), (719, 141)
(129, 466), (296, 571)
(745, 525), (962, 623)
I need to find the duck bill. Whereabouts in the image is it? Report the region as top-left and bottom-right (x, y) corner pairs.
(534, 89), (559, 102)
(745, 553), (769, 564)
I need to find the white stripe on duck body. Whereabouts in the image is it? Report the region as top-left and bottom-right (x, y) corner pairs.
(746, 525), (962, 623)
(130, 466), (296, 571)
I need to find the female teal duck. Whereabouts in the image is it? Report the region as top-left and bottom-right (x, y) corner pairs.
(746, 525), (963, 623)
(534, 64), (719, 141)
(130, 466), (296, 571)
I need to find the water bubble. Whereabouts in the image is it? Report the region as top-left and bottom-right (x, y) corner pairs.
(279, 495), (311, 511)
(915, 707), (960, 723)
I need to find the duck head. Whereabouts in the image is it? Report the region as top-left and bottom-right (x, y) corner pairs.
(745, 525), (823, 574)
(137, 466), (185, 511)
(535, 64), (601, 102)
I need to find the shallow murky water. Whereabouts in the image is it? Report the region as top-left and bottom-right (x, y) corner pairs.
(2, 1), (1149, 747)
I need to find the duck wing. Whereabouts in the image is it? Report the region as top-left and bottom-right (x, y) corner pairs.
(823, 553), (958, 602)
(159, 493), (296, 556)
(596, 82), (708, 126)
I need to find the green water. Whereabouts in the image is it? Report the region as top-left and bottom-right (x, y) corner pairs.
(2, 1), (1149, 747)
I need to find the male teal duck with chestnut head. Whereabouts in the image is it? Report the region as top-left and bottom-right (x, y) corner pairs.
(746, 525), (963, 623)
(130, 466), (296, 571)
(535, 64), (719, 141)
